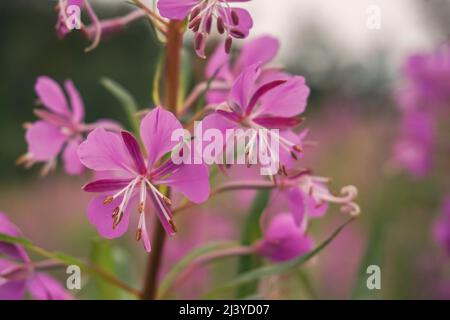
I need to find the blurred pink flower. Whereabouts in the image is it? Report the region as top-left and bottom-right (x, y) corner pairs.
(393, 111), (435, 178)
(254, 213), (313, 262)
(157, 0), (253, 58)
(433, 197), (450, 256)
(0, 213), (72, 300)
(20, 76), (120, 176)
(79, 107), (210, 252)
(398, 45), (450, 112)
(202, 64), (310, 170)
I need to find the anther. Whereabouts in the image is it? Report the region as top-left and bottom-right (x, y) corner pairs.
(169, 219), (178, 233)
(217, 16), (225, 34)
(293, 145), (303, 153)
(103, 196), (114, 205)
(136, 228), (142, 241)
(290, 151), (298, 160)
(231, 10), (239, 25)
(195, 33), (204, 51)
(230, 29), (245, 39)
(225, 36), (233, 54)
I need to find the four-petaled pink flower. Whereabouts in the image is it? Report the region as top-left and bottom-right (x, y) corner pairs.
(202, 63), (310, 172)
(206, 35), (282, 104)
(157, 0), (253, 58)
(254, 213), (313, 262)
(20, 76), (119, 176)
(78, 107), (210, 252)
(0, 213), (73, 300)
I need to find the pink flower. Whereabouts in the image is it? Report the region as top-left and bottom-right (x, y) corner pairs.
(157, 0), (253, 58)
(202, 64), (310, 171)
(78, 107), (210, 252)
(206, 35), (281, 104)
(277, 170), (360, 227)
(254, 213), (313, 262)
(0, 213), (72, 300)
(20, 76), (119, 176)
(55, 1), (145, 51)
(433, 197), (450, 256)
(398, 45), (450, 112)
(393, 111), (435, 178)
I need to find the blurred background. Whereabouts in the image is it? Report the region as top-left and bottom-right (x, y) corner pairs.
(1, 0), (450, 299)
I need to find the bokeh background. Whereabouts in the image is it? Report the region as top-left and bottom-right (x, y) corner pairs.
(1, 0), (450, 299)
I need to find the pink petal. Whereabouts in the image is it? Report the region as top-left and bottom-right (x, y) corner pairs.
(231, 64), (261, 112)
(157, 0), (199, 20)
(121, 131), (146, 175)
(77, 128), (136, 174)
(257, 76), (310, 117)
(148, 190), (176, 236)
(236, 35), (280, 72)
(87, 195), (130, 239)
(0, 279), (26, 300)
(252, 115), (303, 129)
(206, 90), (229, 105)
(245, 80), (287, 116)
(257, 213), (313, 262)
(140, 107), (183, 169)
(83, 178), (133, 193)
(206, 43), (232, 80)
(162, 163), (210, 204)
(63, 140), (84, 176)
(220, 8), (253, 39)
(286, 188), (306, 226)
(0, 213), (29, 262)
(64, 80), (84, 124)
(34, 76), (70, 116)
(25, 121), (66, 161)
(28, 273), (73, 300)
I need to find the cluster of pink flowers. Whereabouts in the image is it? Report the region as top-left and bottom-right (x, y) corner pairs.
(0, 0), (360, 300)
(393, 45), (450, 256)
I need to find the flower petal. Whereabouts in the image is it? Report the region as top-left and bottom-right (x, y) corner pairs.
(0, 213), (29, 262)
(230, 64), (261, 111)
(162, 163), (210, 204)
(257, 76), (310, 117)
(206, 43), (232, 80)
(157, 0), (199, 20)
(87, 195), (130, 239)
(28, 273), (73, 300)
(257, 213), (313, 262)
(140, 107), (183, 169)
(64, 80), (84, 124)
(78, 128), (135, 174)
(62, 139), (84, 176)
(286, 188), (306, 226)
(236, 35), (279, 72)
(121, 131), (146, 175)
(26, 121), (66, 161)
(34, 76), (70, 116)
(83, 178), (133, 193)
(0, 279), (26, 300)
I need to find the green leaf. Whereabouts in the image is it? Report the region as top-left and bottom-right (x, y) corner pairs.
(90, 238), (119, 299)
(157, 241), (238, 299)
(206, 218), (354, 298)
(236, 189), (271, 297)
(100, 77), (140, 134)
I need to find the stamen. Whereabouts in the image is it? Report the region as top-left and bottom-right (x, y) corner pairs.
(103, 196), (114, 205)
(231, 10), (239, 25)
